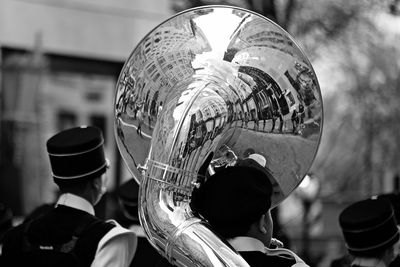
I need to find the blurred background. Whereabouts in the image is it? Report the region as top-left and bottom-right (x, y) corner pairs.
(1, 0), (400, 266)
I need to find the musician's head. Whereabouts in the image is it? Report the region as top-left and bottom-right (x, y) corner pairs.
(191, 165), (274, 247)
(339, 198), (400, 265)
(46, 126), (109, 205)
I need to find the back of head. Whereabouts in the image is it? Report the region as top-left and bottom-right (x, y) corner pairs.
(46, 126), (108, 189)
(117, 178), (140, 223)
(339, 198), (399, 257)
(191, 166), (273, 239)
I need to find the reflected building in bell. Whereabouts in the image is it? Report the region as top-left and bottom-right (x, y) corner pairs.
(122, 17), (212, 118)
(223, 16), (318, 126)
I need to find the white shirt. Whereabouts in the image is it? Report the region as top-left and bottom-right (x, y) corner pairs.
(56, 193), (137, 267)
(351, 257), (387, 267)
(228, 236), (309, 267)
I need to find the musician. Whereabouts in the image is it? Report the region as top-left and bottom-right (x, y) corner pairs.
(338, 198), (400, 267)
(1, 126), (137, 266)
(116, 178), (170, 267)
(376, 193), (400, 267)
(191, 160), (309, 267)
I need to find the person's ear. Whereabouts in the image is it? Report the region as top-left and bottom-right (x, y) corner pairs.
(258, 214), (267, 234)
(388, 243), (399, 262)
(381, 244), (397, 265)
(91, 177), (102, 192)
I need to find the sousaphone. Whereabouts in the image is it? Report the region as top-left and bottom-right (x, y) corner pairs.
(114, 5), (323, 267)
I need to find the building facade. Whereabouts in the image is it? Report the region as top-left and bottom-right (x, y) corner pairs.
(0, 0), (172, 215)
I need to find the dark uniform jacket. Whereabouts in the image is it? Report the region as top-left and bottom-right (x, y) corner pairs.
(1, 205), (114, 267)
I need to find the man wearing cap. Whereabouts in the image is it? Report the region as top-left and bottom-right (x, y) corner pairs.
(116, 178), (171, 267)
(376, 193), (400, 267)
(338, 198), (400, 267)
(1, 126), (137, 266)
(190, 159), (308, 267)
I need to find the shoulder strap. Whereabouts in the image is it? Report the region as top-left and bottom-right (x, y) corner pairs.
(59, 219), (103, 253)
(22, 220), (36, 252)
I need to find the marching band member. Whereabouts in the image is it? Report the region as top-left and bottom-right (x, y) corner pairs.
(338, 198), (400, 267)
(191, 158), (309, 267)
(2, 126), (137, 266)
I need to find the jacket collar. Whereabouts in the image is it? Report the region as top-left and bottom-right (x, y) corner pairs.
(56, 193), (95, 215)
(228, 236), (265, 252)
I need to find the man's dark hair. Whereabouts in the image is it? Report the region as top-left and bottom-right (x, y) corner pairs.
(55, 176), (100, 195)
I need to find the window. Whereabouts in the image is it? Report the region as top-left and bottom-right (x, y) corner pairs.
(146, 63), (157, 75)
(85, 91), (102, 102)
(57, 110), (77, 131)
(286, 91), (296, 107)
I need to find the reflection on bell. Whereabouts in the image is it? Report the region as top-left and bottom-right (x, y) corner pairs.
(114, 6), (322, 205)
(114, 5), (323, 267)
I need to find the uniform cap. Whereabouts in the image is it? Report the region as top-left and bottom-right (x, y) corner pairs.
(117, 178), (139, 204)
(192, 166), (273, 232)
(46, 126), (108, 181)
(339, 198), (399, 256)
(117, 178), (140, 221)
(235, 154), (273, 186)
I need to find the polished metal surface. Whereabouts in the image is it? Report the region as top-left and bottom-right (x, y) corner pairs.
(114, 5), (323, 266)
